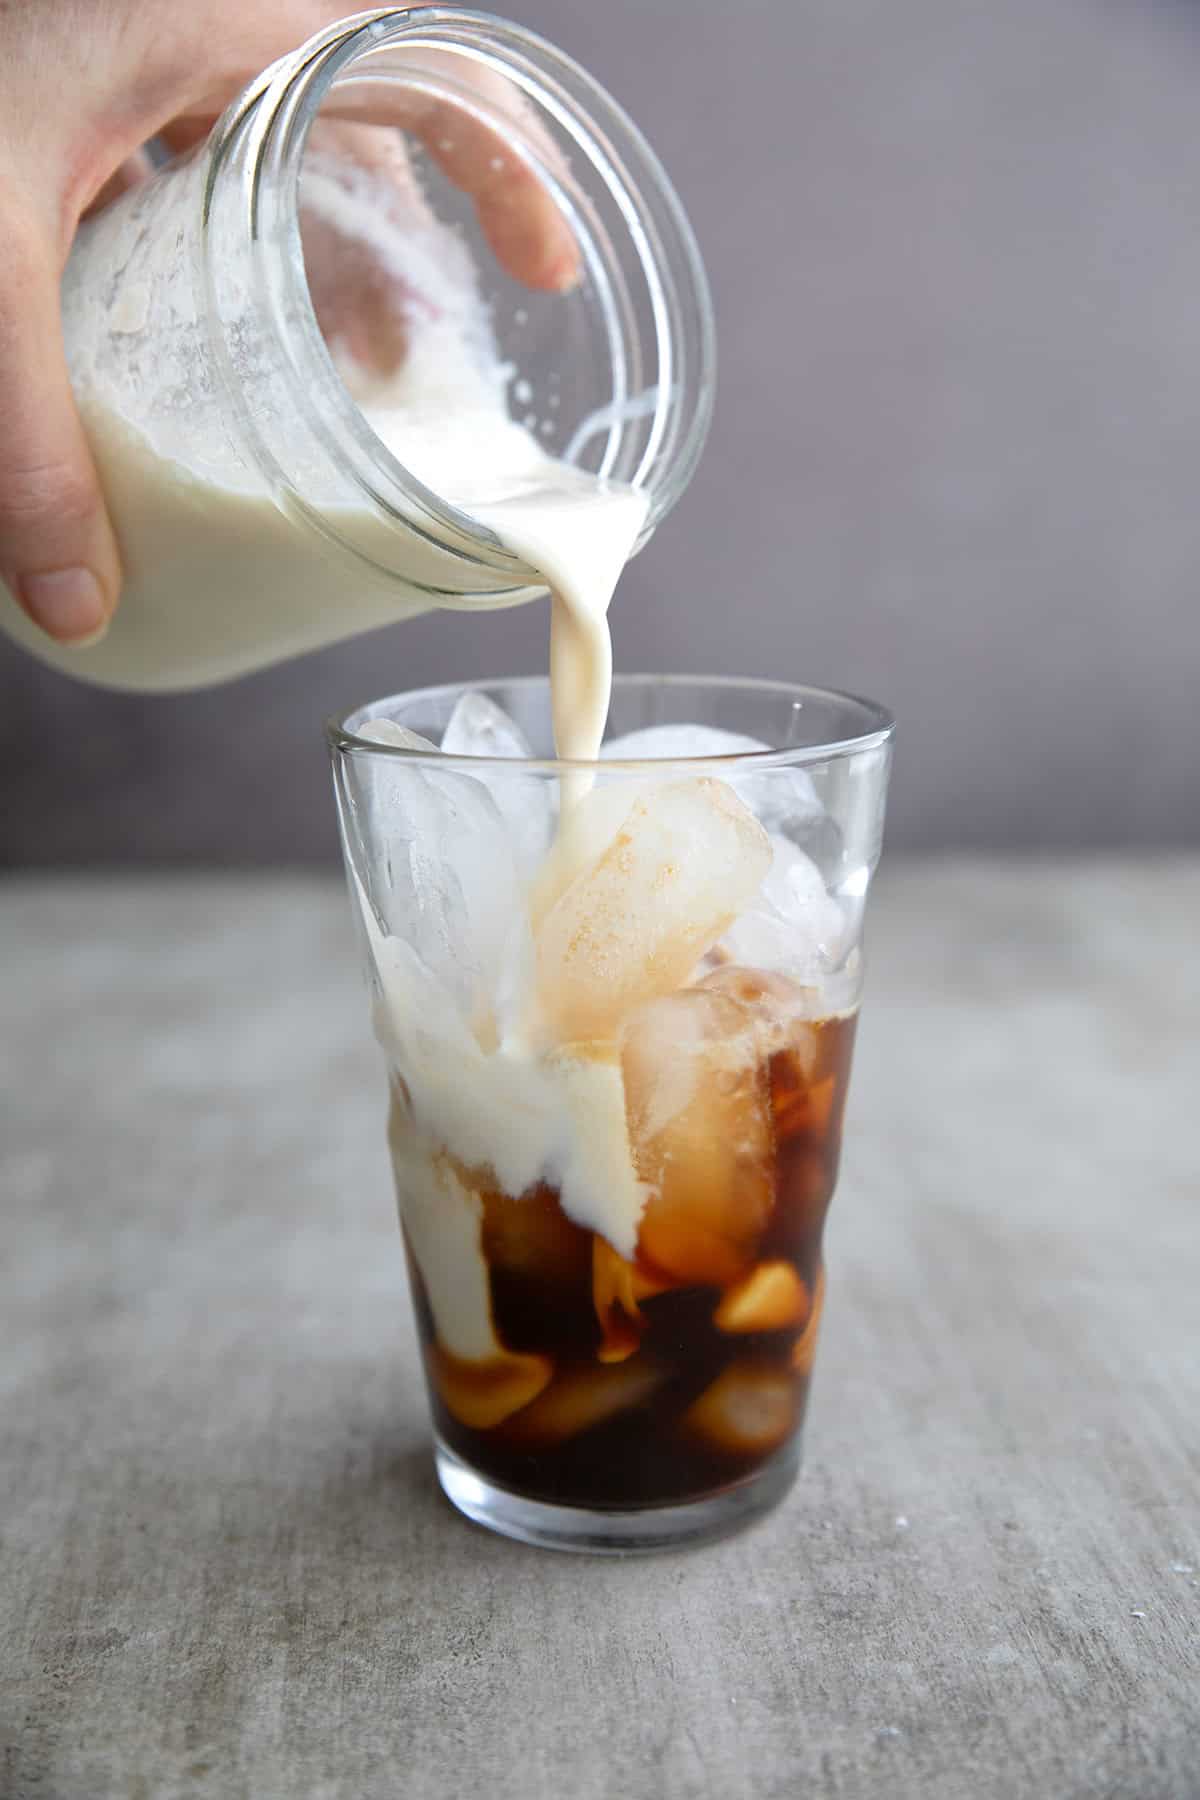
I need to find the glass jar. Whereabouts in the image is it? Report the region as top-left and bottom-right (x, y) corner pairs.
(0, 6), (714, 690)
(327, 673), (894, 1549)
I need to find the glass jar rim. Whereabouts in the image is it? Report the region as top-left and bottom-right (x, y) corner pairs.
(213, 6), (716, 583)
(327, 673), (896, 771)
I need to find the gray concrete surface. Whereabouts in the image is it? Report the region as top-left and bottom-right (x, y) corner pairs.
(2, 862), (1198, 1799)
(5, 0), (1200, 861)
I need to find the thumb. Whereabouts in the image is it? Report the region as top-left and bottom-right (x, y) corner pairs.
(0, 201), (121, 645)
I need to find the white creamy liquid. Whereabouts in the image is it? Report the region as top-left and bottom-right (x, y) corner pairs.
(0, 343), (645, 764)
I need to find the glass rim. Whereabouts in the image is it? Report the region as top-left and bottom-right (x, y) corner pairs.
(219, 7), (715, 584)
(326, 672), (895, 771)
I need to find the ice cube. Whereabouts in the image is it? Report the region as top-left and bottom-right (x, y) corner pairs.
(499, 1356), (665, 1447)
(601, 724), (771, 761)
(746, 770), (825, 839)
(681, 1361), (798, 1457)
(622, 986), (775, 1287)
(696, 968), (834, 1191)
(764, 837), (843, 935)
(697, 965), (823, 1071)
(536, 777), (772, 1044)
(601, 723), (824, 838)
(440, 692), (552, 881)
(429, 1342), (554, 1430)
(441, 690), (534, 759)
(358, 718), (439, 752)
(592, 1235), (671, 1362)
(352, 734), (533, 1038)
(528, 777), (644, 929)
(790, 1265), (826, 1376)
(719, 836), (846, 982)
(712, 1261), (812, 1334)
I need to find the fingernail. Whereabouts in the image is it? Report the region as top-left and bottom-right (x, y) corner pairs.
(17, 567), (109, 646)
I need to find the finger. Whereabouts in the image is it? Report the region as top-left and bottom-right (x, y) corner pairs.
(292, 60), (583, 293)
(0, 203), (120, 644)
(81, 149), (156, 220)
(406, 95), (581, 293)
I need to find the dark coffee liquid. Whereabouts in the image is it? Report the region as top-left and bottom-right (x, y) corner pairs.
(399, 1001), (856, 1511)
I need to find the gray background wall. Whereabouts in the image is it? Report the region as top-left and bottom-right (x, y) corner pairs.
(2, 0), (1199, 865)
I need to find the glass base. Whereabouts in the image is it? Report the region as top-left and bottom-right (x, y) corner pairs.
(434, 1434), (803, 1554)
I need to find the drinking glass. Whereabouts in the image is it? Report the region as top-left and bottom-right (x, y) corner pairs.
(328, 674), (893, 1551)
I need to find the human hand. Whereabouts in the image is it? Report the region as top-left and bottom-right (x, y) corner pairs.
(0, 4), (578, 646)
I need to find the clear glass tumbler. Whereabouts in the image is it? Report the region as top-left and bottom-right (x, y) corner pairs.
(328, 675), (893, 1552)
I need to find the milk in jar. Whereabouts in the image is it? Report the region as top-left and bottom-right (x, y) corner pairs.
(0, 7), (714, 761)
